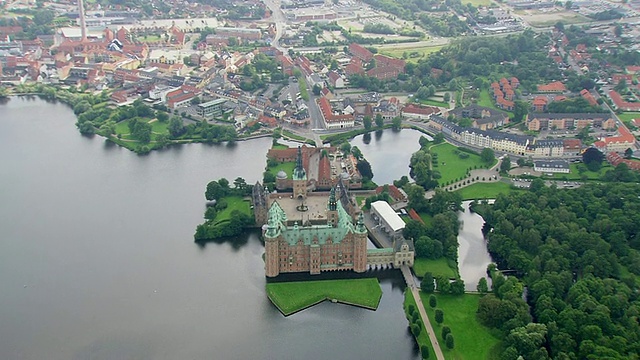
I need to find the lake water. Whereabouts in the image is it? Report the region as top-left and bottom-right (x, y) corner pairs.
(457, 201), (494, 291)
(0, 97), (419, 360)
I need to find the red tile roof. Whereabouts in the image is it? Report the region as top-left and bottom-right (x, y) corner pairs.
(537, 81), (566, 92)
(580, 89), (598, 106)
(609, 90), (640, 111)
(349, 43), (373, 62)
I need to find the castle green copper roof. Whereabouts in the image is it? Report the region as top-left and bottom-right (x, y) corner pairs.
(265, 195), (361, 245)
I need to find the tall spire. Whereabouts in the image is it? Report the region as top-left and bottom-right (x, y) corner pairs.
(78, 0), (87, 41)
(328, 186), (337, 211)
(293, 146), (306, 180)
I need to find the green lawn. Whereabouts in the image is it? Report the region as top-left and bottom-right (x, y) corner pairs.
(271, 143), (289, 150)
(542, 163), (612, 181)
(616, 112), (640, 122)
(404, 289), (435, 358)
(213, 196), (252, 225)
(413, 258), (458, 279)
(149, 120), (169, 133)
(420, 99), (450, 108)
(378, 45), (444, 64)
(419, 212), (433, 226)
(266, 161), (296, 178)
(455, 181), (518, 200)
(463, 0), (493, 5)
(266, 278), (383, 316)
(430, 143), (488, 184)
(421, 293), (502, 360)
(477, 89), (514, 118)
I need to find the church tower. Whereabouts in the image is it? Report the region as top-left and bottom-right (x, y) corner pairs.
(292, 146), (307, 199)
(264, 207), (281, 277)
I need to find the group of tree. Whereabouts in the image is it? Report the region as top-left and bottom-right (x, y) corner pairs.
(403, 189), (461, 261)
(473, 183), (640, 359)
(545, 97), (606, 114)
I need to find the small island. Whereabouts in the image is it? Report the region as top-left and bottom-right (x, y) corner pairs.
(266, 278), (383, 316)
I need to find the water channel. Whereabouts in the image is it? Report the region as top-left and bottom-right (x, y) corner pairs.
(457, 201), (494, 291)
(0, 97), (419, 360)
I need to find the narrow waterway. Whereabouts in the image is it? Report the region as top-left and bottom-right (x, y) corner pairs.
(0, 97), (419, 360)
(457, 201), (494, 291)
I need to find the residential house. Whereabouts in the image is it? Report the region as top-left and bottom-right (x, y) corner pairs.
(537, 81), (566, 93)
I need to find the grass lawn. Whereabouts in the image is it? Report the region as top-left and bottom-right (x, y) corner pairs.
(455, 181), (518, 200)
(477, 90), (514, 118)
(356, 196), (367, 208)
(419, 212), (432, 226)
(421, 293), (502, 360)
(420, 98), (450, 108)
(430, 143), (488, 184)
(413, 258), (458, 279)
(463, 0), (493, 5)
(213, 196), (252, 225)
(266, 161), (296, 178)
(617, 112), (640, 124)
(377, 45), (443, 64)
(282, 130), (313, 144)
(404, 289), (435, 358)
(271, 143), (289, 150)
(542, 163), (612, 181)
(266, 278), (382, 316)
(149, 120), (169, 134)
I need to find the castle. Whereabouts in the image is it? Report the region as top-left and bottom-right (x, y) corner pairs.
(254, 147), (414, 278)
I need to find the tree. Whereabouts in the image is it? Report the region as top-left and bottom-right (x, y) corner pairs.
(481, 148), (495, 164)
(412, 324), (422, 336)
(356, 159), (374, 180)
(419, 271), (435, 293)
(156, 111), (169, 122)
(205, 181), (225, 201)
(513, 100), (529, 123)
(433, 133), (444, 144)
(421, 345), (430, 359)
(168, 116), (186, 138)
(443, 92), (451, 102)
(582, 147), (604, 172)
(351, 146), (363, 160)
(233, 177), (247, 190)
(435, 309), (444, 324)
(477, 277), (489, 294)
(500, 156), (511, 173)
(445, 333), (455, 349)
(625, 147), (633, 159)
(363, 115), (373, 130)
(441, 326), (451, 341)
(312, 84), (322, 96)
(429, 294), (437, 308)
(375, 113), (384, 128)
(392, 116), (402, 130)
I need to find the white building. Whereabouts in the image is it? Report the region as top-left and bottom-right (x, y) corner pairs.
(371, 201), (405, 236)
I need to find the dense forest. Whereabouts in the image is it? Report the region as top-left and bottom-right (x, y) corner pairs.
(473, 182), (640, 359)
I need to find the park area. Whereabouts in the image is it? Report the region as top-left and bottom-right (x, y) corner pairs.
(211, 196), (252, 225)
(377, 44), (444, 64)
(413, 258), (458, 279)
(430, 143), (492, 184)
(420, 293), (501, 360)
(266, 278), (382, 316)
(454, 181), (518, 200)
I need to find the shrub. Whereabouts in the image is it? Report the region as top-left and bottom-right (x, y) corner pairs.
(445, 333), (455, 349)
(441, 326), (451, 341)
(421, 345), (430, 359)
(411, 324), (422, 336)
(429, 294), (437, 308)
(435, 309), (444, 324)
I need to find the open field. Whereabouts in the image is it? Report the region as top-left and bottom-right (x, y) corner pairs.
(519, 9), (590, 27)
(419, 98), (450, 108)
(430, 143), (488, 184)
(266, 161), (296, 178)
(266, 278), (382, 316)
(377, 45), (444, 64)
(455, 181), (518, 200)
(213, 196), (252, 225)
(421, 293), (502, 360)
(463, 0), (493, 5)
(617, 112), (640, 124)
(413, 258), (458, 279)
(542, 163), (612, 181)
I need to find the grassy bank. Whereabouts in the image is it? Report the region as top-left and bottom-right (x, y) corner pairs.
(212, 196), (252, 225)
(430, 143), (489, 184)
(455, 181), (517, 200)
(421, 293), (501, 360)
(266, 278), (382, 316)
(541, 163), (612, 181)
(404, 289), (435, 358)
(413, 258), (458, 279)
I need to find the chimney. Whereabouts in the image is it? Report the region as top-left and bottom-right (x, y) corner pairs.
(78, 0), (87, 41)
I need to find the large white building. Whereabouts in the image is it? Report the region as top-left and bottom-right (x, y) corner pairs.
(371, 201), (405, 236)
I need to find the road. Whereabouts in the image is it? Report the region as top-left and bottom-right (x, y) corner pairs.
(402, 266), (445, 360)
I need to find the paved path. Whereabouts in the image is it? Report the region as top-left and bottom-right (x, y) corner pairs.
(401, 265), (445, 360)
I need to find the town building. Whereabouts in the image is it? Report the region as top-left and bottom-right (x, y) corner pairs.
(537, 81), (566, 93)
(198, 98), (227, 119)
(370, 201), (405, 237)
(534, 159), (570, 173)
(317, 96), (355, 129)
(450, 104), (509, 130)
(526, 113), (615, 131)
(607, 152), (640, 171)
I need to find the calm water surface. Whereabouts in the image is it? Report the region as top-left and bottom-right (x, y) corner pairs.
(457, 201), (493, 291)
(0, 98), (419, 360)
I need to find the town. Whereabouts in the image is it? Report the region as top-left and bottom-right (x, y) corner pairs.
(3, 0), (640, 358)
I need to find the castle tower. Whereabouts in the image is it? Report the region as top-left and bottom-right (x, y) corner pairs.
(353, 212), (368, 273)
(264, 211), (281, 277)
(292, 146), (307, 199)
(327, 186), (338, 227)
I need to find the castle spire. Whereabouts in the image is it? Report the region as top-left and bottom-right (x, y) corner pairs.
(293, 146), (306, 180)
(328, 186), (337, 211)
